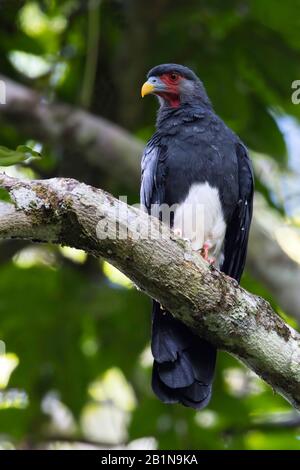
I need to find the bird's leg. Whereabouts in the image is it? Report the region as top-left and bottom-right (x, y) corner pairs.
(200, 240), (211, 260)
(200, 240), (215, 264)
(175, 227), (216, 263)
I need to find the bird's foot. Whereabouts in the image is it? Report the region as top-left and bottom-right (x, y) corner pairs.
(200, 240), (214, 264)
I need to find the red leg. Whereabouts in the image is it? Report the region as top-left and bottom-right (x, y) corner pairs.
(200, 240), (215, 264)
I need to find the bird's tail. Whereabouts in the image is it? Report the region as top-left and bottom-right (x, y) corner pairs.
(151, 300), (216, 409)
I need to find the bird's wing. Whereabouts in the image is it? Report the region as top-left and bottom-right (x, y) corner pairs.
(221, 143), (254, 282)
(141, 134), (218, 410)
(140, 138), (167, 214)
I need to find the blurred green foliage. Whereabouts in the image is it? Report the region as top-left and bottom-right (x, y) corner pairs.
(0, 144), (41, 166)
(0, 0), (300, 450)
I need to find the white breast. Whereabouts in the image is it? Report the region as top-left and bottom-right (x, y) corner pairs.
(173, 182), (226, 266)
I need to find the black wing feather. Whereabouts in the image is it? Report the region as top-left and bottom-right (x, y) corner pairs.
(140, 138), (167, 213)
(141, 137), (216, 409)
(221, 143), (254, 281)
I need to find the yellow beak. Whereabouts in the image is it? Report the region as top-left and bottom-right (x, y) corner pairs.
(141, 81), (155, 98)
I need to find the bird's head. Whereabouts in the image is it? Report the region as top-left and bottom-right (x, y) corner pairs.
(141, 63), (211, 109)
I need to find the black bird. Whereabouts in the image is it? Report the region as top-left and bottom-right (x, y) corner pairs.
(140, 64), (254, 409)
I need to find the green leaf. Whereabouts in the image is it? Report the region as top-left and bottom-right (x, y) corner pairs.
(16, 146), (42, 160)
(0, 188), (12, 203)
(0, 145), (41, 167)
(0, 146), (26, 166)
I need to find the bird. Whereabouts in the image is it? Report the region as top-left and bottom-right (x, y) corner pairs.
(140, 64), (254, 409)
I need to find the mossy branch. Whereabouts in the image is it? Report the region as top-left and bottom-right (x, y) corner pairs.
(1, 74), (300, 322)
(0, 173), (300, 409)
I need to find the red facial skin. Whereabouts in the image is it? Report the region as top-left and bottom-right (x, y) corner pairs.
(157, 73), (182, 108)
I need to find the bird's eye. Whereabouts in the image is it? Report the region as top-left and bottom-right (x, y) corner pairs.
(170, 73), (179, 81)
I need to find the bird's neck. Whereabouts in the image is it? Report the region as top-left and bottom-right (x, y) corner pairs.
(156, 102), (210, 129)
(157, 93), (180, 108)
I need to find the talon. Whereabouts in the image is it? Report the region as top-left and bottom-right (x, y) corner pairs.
(200, 240), (212, 261)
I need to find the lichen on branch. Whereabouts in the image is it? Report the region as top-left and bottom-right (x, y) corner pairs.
(0, 172), (300, 410)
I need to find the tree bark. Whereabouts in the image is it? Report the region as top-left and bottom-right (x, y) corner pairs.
(1, 74), (300, 321)
(248, 213), (300, 323)
(1, 173), (300, 410)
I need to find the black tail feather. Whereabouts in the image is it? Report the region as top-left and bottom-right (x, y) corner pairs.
(151, 301), (216, 409)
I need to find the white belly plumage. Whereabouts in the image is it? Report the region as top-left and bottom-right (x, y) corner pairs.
(173, 182), (226, 266)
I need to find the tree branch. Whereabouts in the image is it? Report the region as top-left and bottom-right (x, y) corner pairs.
(0, 173), (300, 409)
(0, 74), (142, 188)
(248, 213), (300, 323)
(1, 74), (300, 321)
